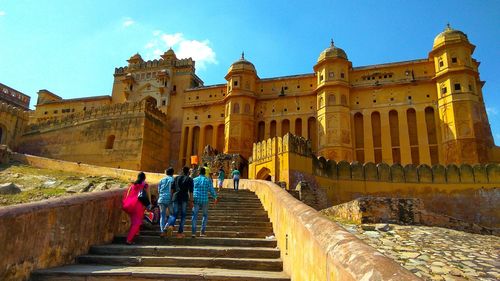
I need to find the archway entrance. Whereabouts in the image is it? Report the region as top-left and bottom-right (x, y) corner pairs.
(256, 167), (272, 181)
(0, 125), (4, 144)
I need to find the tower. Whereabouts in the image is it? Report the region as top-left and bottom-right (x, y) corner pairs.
(313, 40), (353, 161)
(431, 24), (493, 164)
(223, 53), (258, 159)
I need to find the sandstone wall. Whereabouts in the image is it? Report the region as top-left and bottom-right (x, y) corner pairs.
(230, 179), (420, 281)
(0, 189), (129, 281)
(0, 102), (29, 150)
(19, 99), (170, 172)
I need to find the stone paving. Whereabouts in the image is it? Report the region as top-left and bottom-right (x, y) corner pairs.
(338, 223), (500, 281)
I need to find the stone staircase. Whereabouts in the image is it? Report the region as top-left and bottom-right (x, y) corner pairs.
(31, 189), (290, 280)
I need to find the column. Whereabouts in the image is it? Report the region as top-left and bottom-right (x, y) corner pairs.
(398, 109), (412, 165)
(363, 110), (375, 162)
(212, 124), (218, 148)
(380, 110), (393, 163)
(416, 107), (431, 165)
(290, 118), (296, 135)
(178, 127), (187, 166)
(276, 120), (282, 138)
(198, 126), (206, 157)
(302, 118), (308, 139)
(186, 126), (193, 161)
(264, 121), (271, 140)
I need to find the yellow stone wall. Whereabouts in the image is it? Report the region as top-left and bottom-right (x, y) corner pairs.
(0, 102), (29, 150)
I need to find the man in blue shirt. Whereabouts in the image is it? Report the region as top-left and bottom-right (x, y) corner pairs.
(192, 167), (218, 238)
(158, 167), (174, 237)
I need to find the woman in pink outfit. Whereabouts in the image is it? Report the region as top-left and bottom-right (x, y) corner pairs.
(122, 172), (150, 245)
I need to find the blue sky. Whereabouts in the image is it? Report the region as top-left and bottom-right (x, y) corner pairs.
(0, 1), (499, 143)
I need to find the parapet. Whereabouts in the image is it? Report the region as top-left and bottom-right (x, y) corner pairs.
(114, 57), (195, 75)
(312, 159), (500, 184)
(0, 101), (30, 120)
(250, 133), (312, 163)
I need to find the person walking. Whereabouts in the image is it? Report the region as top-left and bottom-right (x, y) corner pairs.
(192, 167), (218, 238)
(232, 168), (240, 191)
(203, 162), (211, 178)
(122, 172), (151, 245)
(217, 167), (225, 191)
(165, 166), (193, 238)
(158, 167), (174, 237)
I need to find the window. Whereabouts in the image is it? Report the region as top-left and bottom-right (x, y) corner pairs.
(53, 110), (58, 114)
(162, 100), (166, 106)
(233, 80), (238, 86)
(320, 74), (324, 81)
(441, 87), (447, 94)
(44, 111), (48, 115)
(105, 135), (115, 149)
(208, 114), (211, 118)
(454, 83), (461, 91)
(173, 85), (177, 91)
(329, 72), (334, 78)
(439, 60), (444, 67)
(340, 73), (345, 79)
(469, 84), (473, 91)
(451, 57), (457, 63)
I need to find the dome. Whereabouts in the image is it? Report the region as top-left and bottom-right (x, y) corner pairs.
(433, 24), (469, 48)
(127, 53), (144, 63)
(228, 52), (256, 73)
(317, 39), (348, 62)
(161, 48), (177, 60)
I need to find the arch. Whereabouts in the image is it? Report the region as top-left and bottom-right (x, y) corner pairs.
(270, 120), (277, 138)
(257, 121), (265, 141)
(307, 117), (318, 152)
(244, 103), (251, 114)
(295, 118), (302, 137)
(425, 106), (439, 165)
(105, 135), (115, 149)
(389, 110), (401, 163)
(182, 126), (189, 158)
(256, 167), (272, 181)
(328, 94), (336, 106)
(204, 125), (214, 149)
(281, 119), (290, 137)
(354, 112), (364, 162)
(233, 103), (240, 114)
(0, 124), (5, 145)
(371, 111), (382, 163)
(192, 126), (200, 155)
(141, 96), (158, 107)
(407, 108), (419, 164)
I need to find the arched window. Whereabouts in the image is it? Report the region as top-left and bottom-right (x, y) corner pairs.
(270, 120), (277, 138)
(233, 103), (240, 114)
(0, 126), (4, 144)
(341, 95), (347, 105)
(307, 117), (318, 152)
(281, 119), (290, 136)
(257, 121), (265, 141)
(244, 103), (250, 114)
(105, 135), (115, 149)
(328, 94), (336, 106)
(295, 118), (302, 137)
(425, 107), (439, 165)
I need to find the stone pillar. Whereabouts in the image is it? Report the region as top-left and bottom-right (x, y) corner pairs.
(363, 110), (374, 162)
(199, 126), (206, 157)
(212, 124), (218, 148)
(186, 126), (193, 161)
(398, 109), (412, 165)
(416, 107), (431, 165)
(264, 121), (271, 140)
(276, 120), (282, 138)
(380, 110), (393, 163)
(302, 118), (308, 139)
(178, 127), (187, 166)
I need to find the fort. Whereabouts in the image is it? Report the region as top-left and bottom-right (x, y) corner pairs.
(0, 25), (499, 280)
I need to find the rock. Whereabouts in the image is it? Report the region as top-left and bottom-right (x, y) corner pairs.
(11, 173), (20, 178)
(400, 252), (420, 259)
(0, 182), (22, 194)
(376, 223), (392, 232)
(361, 224), (376, 231)
(43, 180), (57, 187)
(93, 182), (108, 192)
(66, 180), (93, 193)
(108, 183), (123, 189)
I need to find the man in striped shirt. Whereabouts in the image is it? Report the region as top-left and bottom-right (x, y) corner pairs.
(191, 167), (218, 238)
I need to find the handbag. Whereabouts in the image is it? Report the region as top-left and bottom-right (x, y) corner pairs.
(138, 187), (150, 207)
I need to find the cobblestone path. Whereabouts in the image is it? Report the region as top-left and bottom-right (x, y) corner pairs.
(338, 223), (499, 281)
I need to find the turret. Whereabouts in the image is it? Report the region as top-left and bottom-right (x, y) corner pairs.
(313, 40), (353, 161)
(223, 53), (258, 159)
(430, 24), (493, 163)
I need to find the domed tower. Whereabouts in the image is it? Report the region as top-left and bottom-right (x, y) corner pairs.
(223, 53), (258, 159)
(431, 24), (493, 164)
(313, 40), (353, 161)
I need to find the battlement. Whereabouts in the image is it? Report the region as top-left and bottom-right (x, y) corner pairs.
(114, 57), (196, 75)
(0, 101), (30, 119)
(26, 99), (167, 133)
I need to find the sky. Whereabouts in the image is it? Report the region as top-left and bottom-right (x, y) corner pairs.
(0, 0), (499, 143)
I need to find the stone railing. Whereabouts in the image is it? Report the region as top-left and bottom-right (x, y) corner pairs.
(233, 179), (420, 281)
(0, 189), (128, 281)
(26, 99), (167, 133)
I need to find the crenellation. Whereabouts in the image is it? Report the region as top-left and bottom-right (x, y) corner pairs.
(418, 164), (433, 183)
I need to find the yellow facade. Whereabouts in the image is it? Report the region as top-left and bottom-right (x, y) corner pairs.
(25, 25), (497, 170)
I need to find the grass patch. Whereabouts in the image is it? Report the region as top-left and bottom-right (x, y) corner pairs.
(0, 187), (67, 206)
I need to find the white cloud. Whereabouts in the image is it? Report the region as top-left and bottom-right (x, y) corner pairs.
(0, 11), (6, 16)
(143, 31), (217, 70)
(122, 17), (135, 27)
(486, 107), (498, 116)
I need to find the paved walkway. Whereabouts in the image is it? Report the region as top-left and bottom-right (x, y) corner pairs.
(338, 223), (499, 281)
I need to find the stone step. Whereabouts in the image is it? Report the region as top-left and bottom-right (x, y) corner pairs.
(113, 235), (277, 248)
(140, 230), (272, 238)
(89, 244), (281, 259)
(180, 220), (272, 227)
(177, 214), (270, 221)
(183, 210), (269, 217)
(143, 224), (273, 233)
(77, 255), (284, 272)
(31, 265), (290, 281)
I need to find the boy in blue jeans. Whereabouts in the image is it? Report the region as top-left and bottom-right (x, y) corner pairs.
(192, 167), (218, 238)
